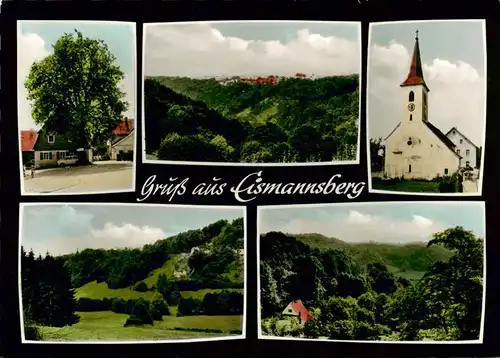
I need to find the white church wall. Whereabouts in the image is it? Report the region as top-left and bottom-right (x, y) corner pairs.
(385, 119), (460, 180)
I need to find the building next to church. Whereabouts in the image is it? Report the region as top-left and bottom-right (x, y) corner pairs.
(383, 31), (461, 180)
(445, 127), (481, 169)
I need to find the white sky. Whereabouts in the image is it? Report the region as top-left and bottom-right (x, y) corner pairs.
(144, 21), (360, 78)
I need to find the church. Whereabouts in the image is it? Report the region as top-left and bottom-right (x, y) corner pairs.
(383, 31), (461, 180)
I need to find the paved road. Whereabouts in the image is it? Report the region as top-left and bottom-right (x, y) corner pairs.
(23, 161), (134, 194)
(463, 179), (478, 193)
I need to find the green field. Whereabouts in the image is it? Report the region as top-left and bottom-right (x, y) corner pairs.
(36, 311), (243, 342)
(76, 280), (243, 302)
(141, 254), (187, 288)
(372, 179), (440, 193)
(75, 281), (163, 301)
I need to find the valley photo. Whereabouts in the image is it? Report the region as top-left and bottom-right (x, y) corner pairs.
(367, 20), (486, 195)
(19, 203), (246, 343)
(142, 21), (361, 165)
(258, 202), (485, 342)
(18, 21), (136, 195)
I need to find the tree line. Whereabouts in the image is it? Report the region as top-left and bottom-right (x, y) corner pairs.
(144, 75), (359, 163)
(260, 227), (484, 341)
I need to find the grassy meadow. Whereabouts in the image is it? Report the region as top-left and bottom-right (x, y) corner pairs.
(38, 311), (243, 341)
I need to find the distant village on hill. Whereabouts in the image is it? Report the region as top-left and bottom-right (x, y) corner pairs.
(216, 73), (314, 86)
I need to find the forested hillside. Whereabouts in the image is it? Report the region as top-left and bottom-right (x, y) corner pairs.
(293, 233), (452, 280)
(21, 218), (245, 341)
(144, 75), (359, 163)
(260, 227), (484, 341)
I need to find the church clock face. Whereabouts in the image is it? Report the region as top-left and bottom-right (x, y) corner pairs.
(407, 103), (415, 112)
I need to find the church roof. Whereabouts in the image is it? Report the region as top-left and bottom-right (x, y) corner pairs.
(400, 31), (430, 92)
(424, 121), (460, 157)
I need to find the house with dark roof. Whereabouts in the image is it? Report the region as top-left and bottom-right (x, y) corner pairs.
(20, 119), (134, 169)
(282, 300), (313, 323)
(445, 127), (481, 169)
(383, 30), (461, 180)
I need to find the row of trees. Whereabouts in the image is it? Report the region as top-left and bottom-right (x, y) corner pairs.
(144, 75), (359, 163)
(260, 227), (484, 341)
(76, 290), (243, 318)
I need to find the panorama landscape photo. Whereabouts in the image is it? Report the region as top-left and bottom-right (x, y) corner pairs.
(258, 202), (485, 342)
(20, 204), (245, 343)
(143, 21), (361, 164)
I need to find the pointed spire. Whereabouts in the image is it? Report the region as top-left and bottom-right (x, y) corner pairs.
(400, 30), (430, 92)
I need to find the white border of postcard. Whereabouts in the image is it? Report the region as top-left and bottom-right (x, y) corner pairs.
(366, 19), (487, 197)
(19, 202), (247, 344)
(256, 201), (486, 344)
(17, 20), (138, 196)
(141, 20), (362, 167)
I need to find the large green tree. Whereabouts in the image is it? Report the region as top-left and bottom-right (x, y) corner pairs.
(25, 29), (129, 149)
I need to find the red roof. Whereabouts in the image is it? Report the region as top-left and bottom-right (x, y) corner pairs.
(289, 300), (313, 322)
(20, 130), (38, 152)
(400, 31), (430, 92)
(112, 119), (134, 136)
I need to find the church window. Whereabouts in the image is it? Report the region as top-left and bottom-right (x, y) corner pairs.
(409, 114), (413, 121)
(407, 137), (413, 146)
(460, 139), (463, 144)
(444, 168), (449, 175)
(466, 149), (470, 156)
(430, 144), (433, 147)
(457, 149), (460, 155)
(409, 91), (415, 102)
(409, 164), (412, 173)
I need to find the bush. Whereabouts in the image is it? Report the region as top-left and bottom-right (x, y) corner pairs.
(124, 316), (149, 327)
(124, 298), (153, 326)
(149, 307), (163, 321)
(111, 298), (128, 314)
(438, 172), (463, 193)
(77, 297), (113, 311)
(24, 324), (43, 340)
(134, 281), (148, 292)
(151, 299), (170, 316)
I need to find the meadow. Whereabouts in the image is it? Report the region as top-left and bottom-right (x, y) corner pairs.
(38, 311), (243, 341)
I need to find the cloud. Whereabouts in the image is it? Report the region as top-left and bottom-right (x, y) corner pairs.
(23, 205), (95, 242)
(368, 40), (485, 146)
(24, 222), (166, 256)
(144, 23), (360, 78)
(260, 210), (443, 244)
(17, 32), (135, 130)
(119, 74), (135, 118)
(17, 32), (50, 131)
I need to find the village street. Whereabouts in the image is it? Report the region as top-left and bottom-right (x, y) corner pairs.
(462, 179), (479, 193)
(23, 161), (134, 194)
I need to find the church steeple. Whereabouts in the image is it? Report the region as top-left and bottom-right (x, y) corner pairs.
(400, 30), (430, 92)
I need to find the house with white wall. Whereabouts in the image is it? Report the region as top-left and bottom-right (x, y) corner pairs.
(445, 127), (480, 169)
